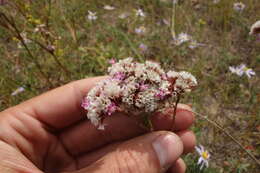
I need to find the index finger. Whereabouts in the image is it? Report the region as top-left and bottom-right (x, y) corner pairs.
(10, 76), (106, 130)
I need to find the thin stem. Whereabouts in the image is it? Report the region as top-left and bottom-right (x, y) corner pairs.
(0, 13), (53, 87)
(171, 1), (177, 39)
(46, 0), (52, 28)
(29, 38), (71, 76)
(171, 94), (181, 130)
(192, 111), (260, 166)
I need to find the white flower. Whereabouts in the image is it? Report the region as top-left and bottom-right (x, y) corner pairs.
(11, 87), (25, 96)
(135, 26), (146, 35)
(34, 24), (46, 33)
(118, 12), (129, 19)
(174, 33), (191, 45)
(87, 10), (97, 21)
(188, 40), (204, 49)
(135, 9), (145, 17)
(173, 0), (178, 4)
(195, 145), (210, 170)
(229, 66), (243, 76)
(233, 2), (245, 12)
(244, 68), (256, 78)
(139, 43), (148, 52)
(249, 20), (260, 35)
(213, 0), (220, 4)
(229, 64), (256, 78)
(104, 5), (115, 10)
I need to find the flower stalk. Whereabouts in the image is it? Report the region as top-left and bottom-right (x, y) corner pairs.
(192, 111), (260, 166)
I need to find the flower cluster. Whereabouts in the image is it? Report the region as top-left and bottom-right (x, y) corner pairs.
(82, 58), (197, 129)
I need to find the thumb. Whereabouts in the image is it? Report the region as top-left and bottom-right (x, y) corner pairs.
(85, 131), (183, 173)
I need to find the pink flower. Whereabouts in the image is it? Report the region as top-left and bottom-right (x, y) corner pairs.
(106, 102), (117, 116)
(113, 72), (125, 80)
(155, 90), (166, 100)
(139, 83), (149, 91)
(108, 58), (116, 64)
(81, 98), (90, 110)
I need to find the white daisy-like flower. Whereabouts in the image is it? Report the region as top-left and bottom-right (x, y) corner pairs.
(249, 20), (260, 35)
(118, 12), (129, 19)
(173, 0), (178, 4)
(174, 33), (191, 45)
(104, 5), (115, 10)
(135, 8), (145, 17)
(135, 26), (146, 35)
(213, 0), (220, 4)
(244, 68), (256, 78)
(229, 66), (243, 76)
(233, 2), (245, 12)
(195, 145), (210, 170)
(139, 43), (148, 53)
(11, 87), (25, 96)
(34, 24), (46, 33)
(87, 10), (97, 21)
(188, 40), (205, 49)
(229, 64), (256, 78)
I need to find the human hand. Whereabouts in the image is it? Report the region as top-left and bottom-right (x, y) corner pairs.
(0, 77), (195, 173)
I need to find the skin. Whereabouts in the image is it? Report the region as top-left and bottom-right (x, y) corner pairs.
(0, 77), (196, 173)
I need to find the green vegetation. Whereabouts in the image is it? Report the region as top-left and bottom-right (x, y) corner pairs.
(0, 0), (259, 172)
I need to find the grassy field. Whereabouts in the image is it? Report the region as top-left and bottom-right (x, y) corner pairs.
(0, 0), (260, 172)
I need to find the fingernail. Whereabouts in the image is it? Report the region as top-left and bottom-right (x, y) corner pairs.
(152, 134), (183, 169)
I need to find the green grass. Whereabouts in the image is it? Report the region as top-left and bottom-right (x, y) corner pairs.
(0, 0), (260, 172)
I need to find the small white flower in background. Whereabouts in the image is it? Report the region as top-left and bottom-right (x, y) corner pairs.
(229, 66), (243, 76)
(173, 0), (178, 4)
(108, 58), (116, 64)
(213, 0), (220, 4)
(135, 8), (145, 17)
(118, 12), (129, 19)
(249, 20), (260, 35)
(162, 19), (170, 26)
(188, 40), (203, 49)
(87, 10), (97, 21)
(233, 2), (245, 12)
(229, 64), (256, 78)
(195, 145), (210, 170)
(139, 43), (148, 52)
(104, 5), (115, 10)
(34, 24), (46, 33)
(20, 32), (31, 44)
(11, 87), (25, 96)
(135, 26), (146, 35)
(174, 33), (191, 45)
(17, 32), (31, 48)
